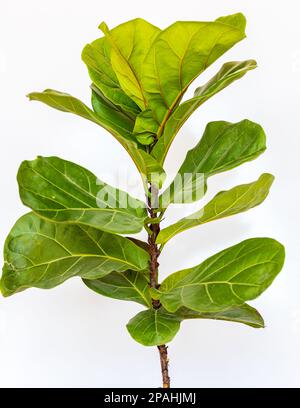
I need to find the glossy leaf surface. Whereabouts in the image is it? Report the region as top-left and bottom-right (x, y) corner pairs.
(18, 156), (147, 234)
(157, 173), (274, 245)
(142, 13), (246, 138)
(83, 269), (151, 307)
(82, 34), (140, 116)
(99, 19), (160, 110)
(177, 304), (264, 328)
(126, 309), (181, 346)
(91, 85), (136, 129)
(27, 90), (164, 188)
(157, 238), (285, 313)
(1, 213), (149, 297)
(152, 60), (257, 163)
(160, 119), (266, 207)
(28, 89), (134, 142)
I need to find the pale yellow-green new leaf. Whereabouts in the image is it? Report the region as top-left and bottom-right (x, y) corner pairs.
(82, 36), (140, 116)
(142, 13), (247, 139)
(99, 19), (160, 110)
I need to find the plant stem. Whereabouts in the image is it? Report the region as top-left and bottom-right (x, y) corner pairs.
(147, 184), (171, 388)
(157, 345), (170, 388)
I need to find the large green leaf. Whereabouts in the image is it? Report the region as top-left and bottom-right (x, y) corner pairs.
(18, 156), (147, 234)
(177, 304), (264, 328)
(0, 213), (149, 297)
(152, 60), (257, 164)
(126, 309), (181, 346)
(157, 173), (274, 245)
(99, 19), (160, 110)
(142, 13), (246, 139)
(157, 238), (285, 313)
(83, 269), (151, 307)
(159, 119), (266, 207)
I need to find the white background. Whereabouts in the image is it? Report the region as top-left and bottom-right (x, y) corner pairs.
(0, 0), (299, 388)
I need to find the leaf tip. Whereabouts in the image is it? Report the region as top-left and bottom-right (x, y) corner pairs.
(216, 12), (247, 34)
(26, 92), (34, 101)
(98, 21), (109, 35)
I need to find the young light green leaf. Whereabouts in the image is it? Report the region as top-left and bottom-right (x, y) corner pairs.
(1, 213), (149, 297)
(83, 269), (151, 307)
(216, 13), (247, 31)
(142, 13), (246, 138)
(157, 237), (285, 313)
(152, 60), (257, 164)
(82, 37), (140, 116)
(18, 156), (147, 234)
(159, 119), (266, 207)
(99, 19), (160, 110)
(177, 304), (264, 328)
(126, 309), (181, 346)
(133, 109), (159, 146)
(157, 173), (274, 245)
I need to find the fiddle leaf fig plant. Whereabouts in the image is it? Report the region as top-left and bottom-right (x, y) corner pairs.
(1, 13), (285, 388)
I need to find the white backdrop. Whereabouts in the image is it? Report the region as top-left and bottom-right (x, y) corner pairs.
(0, 0), (299, 388)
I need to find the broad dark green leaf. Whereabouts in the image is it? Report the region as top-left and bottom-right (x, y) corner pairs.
(142, 13), (246, 139)
(0, 213), (149, 297)
(99, 19), (160, 110)
(126, 309), (181, 346)
(83, 270), (151, 307)
(159, 119), (266, 207)
(177, 304), (264, 328)
(18, 156), (147, 234)
(152, 61), (257, 164)
(157, 238), (285, 313)
(157, 173), (274, 245)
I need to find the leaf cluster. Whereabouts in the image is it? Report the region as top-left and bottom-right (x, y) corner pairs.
(1, 13), (285, 347)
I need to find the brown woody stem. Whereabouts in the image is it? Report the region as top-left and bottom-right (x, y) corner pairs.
(157, 345), (170, 388)
(147, 183), (170, 388)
